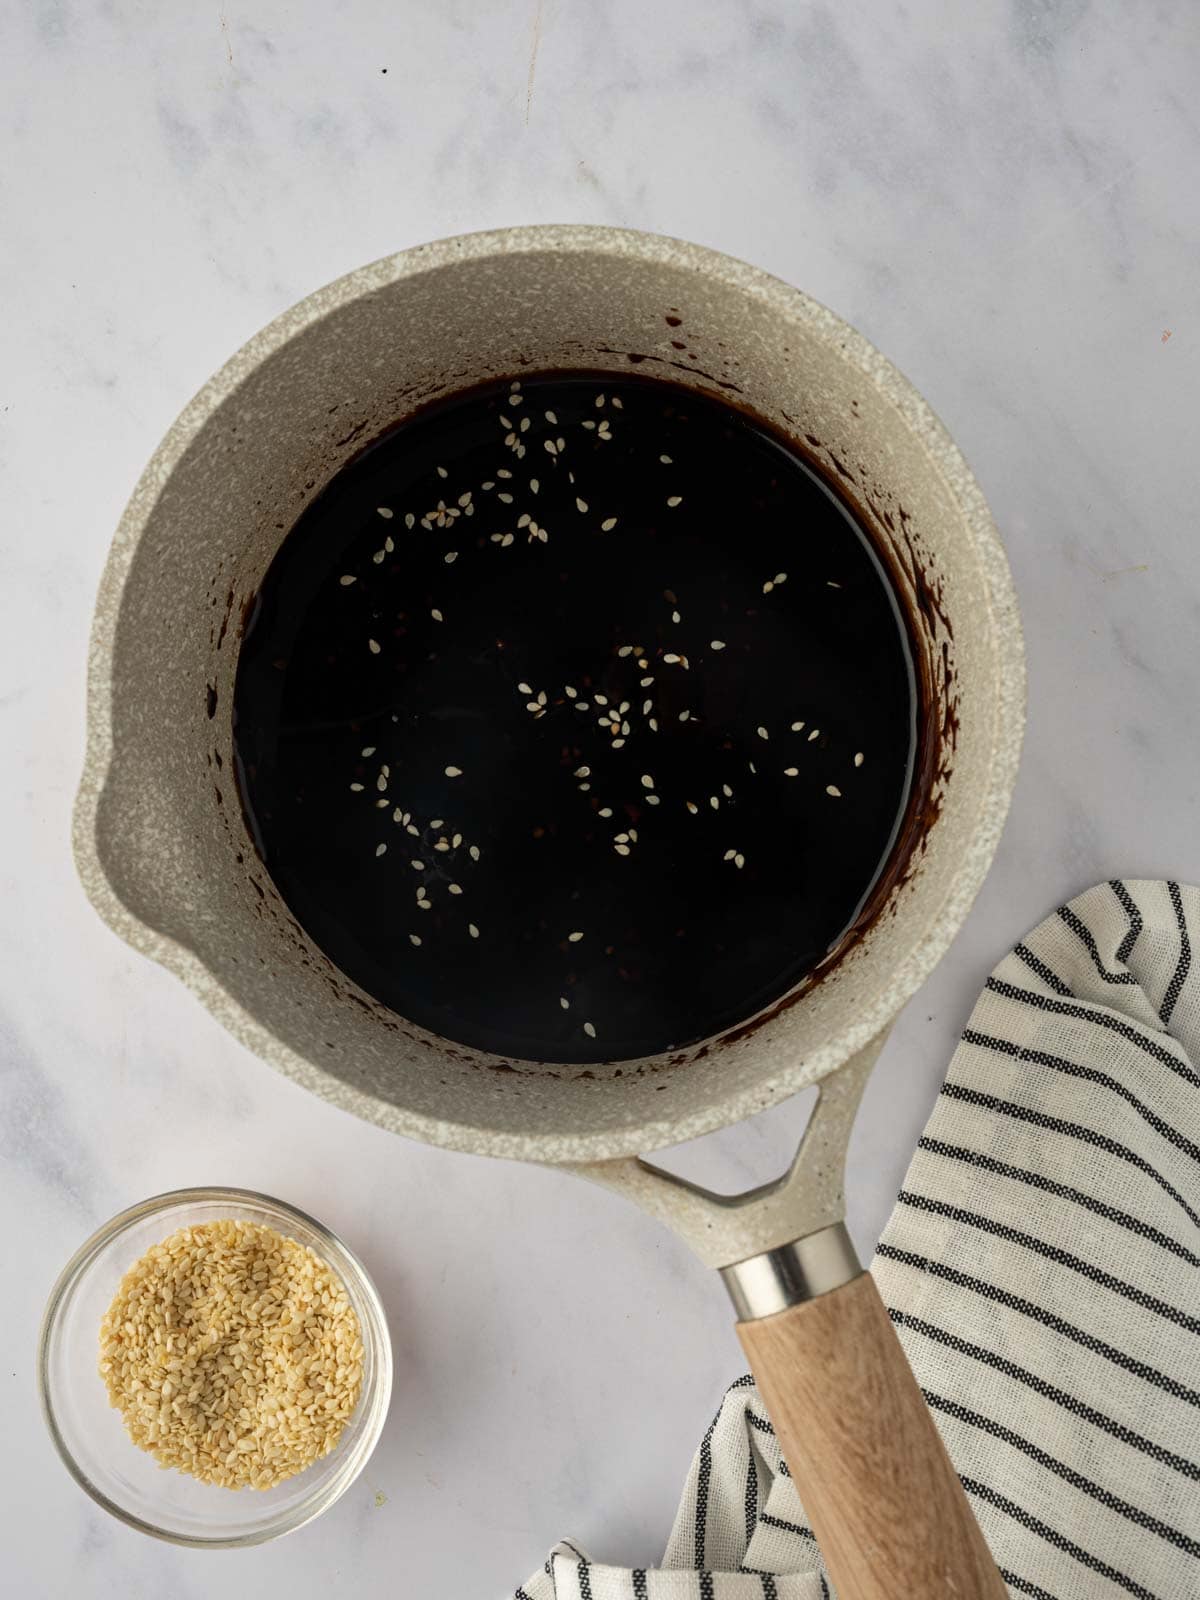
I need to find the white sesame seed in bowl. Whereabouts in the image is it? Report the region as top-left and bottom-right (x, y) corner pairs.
(38, 1187), (391, 1547)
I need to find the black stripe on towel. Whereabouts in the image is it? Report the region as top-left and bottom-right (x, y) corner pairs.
(878, 1247), (1200, 1408)
(758, 1512), (816, 1540)
(983, 978), (1200, 1088)
(1160, 882), (1191, 1027)
(758, 1577), (778, 1600)
(699, 1573), (715, 1600)
(744, 1442), (758, 1548)
(694, 1415), (714, 1568)
(960, 1476), (1161, 1599)
(922, 1390), (1200, 1555)
(1013, 942), (1073, 994)
(1057, 904), (1139, 983)
(631, 1570), (648, 1599)
(1000, 1569), (1064, 1600)
(941, 1078), (1200, 1229)
(918, 1137), (1200, 1265)
(1110, 879), (1144, 963)
(896, 1191), (1200, 1334)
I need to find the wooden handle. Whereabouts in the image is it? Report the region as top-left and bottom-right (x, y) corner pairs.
(738, 1271), (1006, 1599)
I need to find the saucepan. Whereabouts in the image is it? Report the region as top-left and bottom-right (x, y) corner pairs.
(75, 227), (1023, 1597)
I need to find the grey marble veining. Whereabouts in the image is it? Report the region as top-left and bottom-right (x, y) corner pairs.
(2, 1), (1198, 1594)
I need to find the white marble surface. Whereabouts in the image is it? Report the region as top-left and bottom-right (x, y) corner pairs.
(3, 1), (1198, 1594)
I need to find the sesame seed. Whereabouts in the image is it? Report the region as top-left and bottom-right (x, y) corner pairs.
(594, 693), (608, 705)
(827, 785), (842, 797)
(784, 766), (799, 777)
(595, 395), (605, 408)
(537, 690), (548, 705)
(373, 549), (386, 565)
(517, 513), (530, 529)
(445, 551), (457, 564)
(405, 513), (415, 529)
(545, 410), (558, 424)
(530, 478), (540, 494)
(600, 517), (617, 531)
(409, 934), (422, 946)
(449, 883), (463, 895)
(791, 721), (805, 732)
(854, 751), (864, 767)
(518, 681), (533, 695)
(828, 579), (841, 588)
(468, 923), (479, 938)
(583, 1022), (596, 1038)
(482, 481), (495, 490)
(406, 824), (419, 835)
(664, 653), (680, 664)
(411, 860), (425, 871)
(574, 765), (591, 778)
(646, 793), (660, 805)
(710, 795), (719, 810)
(368, 638), (381, 654)
(640, 774), (655, 788)
(709, 639), (726, 651)
(576, 701), (590, 711)
(458, 492), (472, 508)
(762, 581), (774, 594)
(678, 710), (690, 722)
(735, 853), (745, 869)
(618, 645), (633, 657)
(469, 845), (480, 861)
(375, 843), (387, 857)
(672, 610), (682, 624)
(498, 468), (512, 479)
(757, 726), (769, 740)
(544, 439), (557, 456)
(749, 761), (757, 774)
(611, 396), (623, 409)
(502, 533), (514, 547)
(445, 766), (462, 778)
(645, 700), (655, 716)
(435, 840), (450, 852)
(598, 807), (613, 818)
(377, 506), (394, 519)
(437, 466), (448, 479)
(578, 782), (591, 792)
(498, 492), (514, 504)
(349, 782), (363, 792)
(576, 497), (589, 513)
(660, 454), (672, 464)
(612, 736), (626, 748)
(808, 729), (820, 742)
(614, 843), (630, 855)
(723, 849), (736, 861)
(520, 417), (531, 432)
(568, 931), (584, 943)
(560, 996), (570, 1009)
(339, 574), (356, 586)
(667, 496), (682, 508)
(774, 572), (788, 585)
(499, 415), (512, 429)
(431, 608), (443, 622)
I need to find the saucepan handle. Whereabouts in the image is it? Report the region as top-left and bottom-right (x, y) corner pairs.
(736, 1262), (1007, 1598)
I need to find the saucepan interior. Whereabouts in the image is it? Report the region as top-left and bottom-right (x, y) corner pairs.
(75, 227), (1023, 1163)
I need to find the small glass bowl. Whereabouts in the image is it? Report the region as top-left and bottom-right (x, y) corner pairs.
(38, 1186), (392, 1547)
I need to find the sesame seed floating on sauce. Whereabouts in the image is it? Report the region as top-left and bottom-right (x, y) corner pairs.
(377, 506), (394, 519)
(568, 931), (584, 943)
(339, 574), (356, 586)
(583, 1022), (596, 1038)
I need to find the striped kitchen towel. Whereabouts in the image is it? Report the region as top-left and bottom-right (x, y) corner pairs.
(516, 880), (1200, 1599)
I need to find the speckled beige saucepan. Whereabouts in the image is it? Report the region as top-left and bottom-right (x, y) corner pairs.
(75, 227), (1023, 1596)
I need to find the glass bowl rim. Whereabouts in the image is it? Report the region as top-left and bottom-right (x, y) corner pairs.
(37, 1184), (393, 1548)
